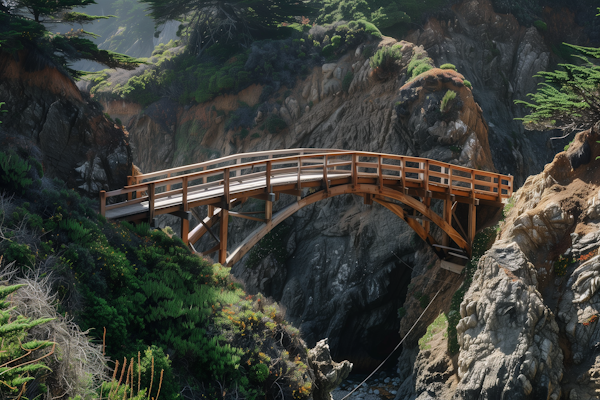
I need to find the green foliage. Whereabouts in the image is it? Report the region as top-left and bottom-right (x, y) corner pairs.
(516, 42), (600, 132)
(440, 90), (457, 113)
(407, 54), (434, 79)
(264, 114), (287, 134)
(316, 0), (445, 36)
(0, 151), (33, 195)
(0, 284), (53, 397)
(1, 181), (314, 399)
(0, 102), (6, 124)
(463, 79), (472, 89)
(418, 313), (447, 350)
(440, 63), (456, 70)
(553, 255), (573, 277)
(397, 307), (406, 319)
(3, 242), (36, 268)
(250, 363), (269, 383)
(369, 44), (402, 71)
(140, 0), (317, 56)
(247, 223), (291, 269)
(447, 226), (498, 354)
(0, 11), (140, 79)
(533, 19), (547, 32)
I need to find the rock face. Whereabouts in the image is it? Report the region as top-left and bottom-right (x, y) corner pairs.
(405, 0), (567, 186)
(450, 124), (600, 399)
(308, 339), (353, 400)
(0, 52), (132, 195)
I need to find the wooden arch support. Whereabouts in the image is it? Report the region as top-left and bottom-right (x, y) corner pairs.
(215, 184), (471, 268)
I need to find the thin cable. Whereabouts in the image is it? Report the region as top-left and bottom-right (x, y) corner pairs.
(340, 286), (444, 400)
(392, 251), (454, 285)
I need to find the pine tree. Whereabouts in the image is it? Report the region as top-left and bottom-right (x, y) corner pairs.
(0, 0), (141, 77)
(516, 8), (600, 132)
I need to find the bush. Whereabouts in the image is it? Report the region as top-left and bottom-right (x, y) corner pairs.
(342, 71), (354, 92)
(0, 151), (33, 194)
(440, 90), (457, 113)
(0, 284), (54, 398)
(407, 56), (433, 79)
(533, 19), (547, 32)
(463, 79), (472, 89)
(264, 114), (287, 134)
(440, 63), (456, 70)
(369, 45), (402, 72)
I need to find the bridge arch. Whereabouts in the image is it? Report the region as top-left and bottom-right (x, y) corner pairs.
(99, 149), (513, 267)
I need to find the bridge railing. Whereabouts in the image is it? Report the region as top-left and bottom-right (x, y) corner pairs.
(100, 150), (513, 217)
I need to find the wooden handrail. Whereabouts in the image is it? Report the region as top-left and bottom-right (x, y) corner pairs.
(100, 149), (514, 217)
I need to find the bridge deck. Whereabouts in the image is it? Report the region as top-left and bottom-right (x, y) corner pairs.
(105, 172), (349, 220)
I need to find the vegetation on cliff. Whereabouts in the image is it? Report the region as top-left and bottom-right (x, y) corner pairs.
(517, 10), (600, 132)
(0, 151), (315, 399)
(0, 0), (140, 78)
(87, 20), (382, 106)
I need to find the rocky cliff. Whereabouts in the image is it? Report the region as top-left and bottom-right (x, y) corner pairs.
(393, 125), (600, 399)
(0, 51), (132, 195)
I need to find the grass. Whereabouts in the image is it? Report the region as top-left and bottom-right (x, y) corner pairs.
(419, 313), (448, 350)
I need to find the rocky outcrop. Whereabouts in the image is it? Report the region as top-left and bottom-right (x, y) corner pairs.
(308, 339), (353, 400)
(451, 124), (600, 399)
(0, 51), (132, 195)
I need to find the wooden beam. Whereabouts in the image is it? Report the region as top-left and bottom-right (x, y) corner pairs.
(202, 243), (220, 256)
(265, 199), (272, 221)
(229, 211), (266, 222)
(443, 195), (452, 247)
(219, 209), (229, 264)
(148, 183), (155, 222)
(99, 190), (106, 217)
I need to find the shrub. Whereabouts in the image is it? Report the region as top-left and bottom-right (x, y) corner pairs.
(369, 45), (402, 72)
(264, 114), (287, 134)
(0, 151), (33, 194)
(4, 242), (36, 267)
(533, 20), (547, 32)
(0, 102), (6, 123)
(440, 63), (456, 70)
(407, 56), (433, 79)
(440, 90), (457, 112)
(342, 71), (354, 92)
(463, 79), (472, 89)
(0, 284), (54, 397)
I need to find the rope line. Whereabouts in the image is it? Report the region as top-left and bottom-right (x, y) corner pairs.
(340, 287), (444, 400)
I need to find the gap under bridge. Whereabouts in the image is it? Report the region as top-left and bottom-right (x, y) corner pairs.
(99, 149), (513, 270)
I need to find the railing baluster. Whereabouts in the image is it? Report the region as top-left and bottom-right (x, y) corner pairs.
(99, 191), (106, 217)
(148, 183), (155, 222)
(378, 155), (383, 192)
(323, 155), (329, 193)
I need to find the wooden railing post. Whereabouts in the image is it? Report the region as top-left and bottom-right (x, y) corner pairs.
(423, 159), (430, 233)
(126, 176), (133, 200)
(224, 168), (230, 206)
(148, 183), (155, 223)
(266, 161), (271, 193)
(352, 153), (357, 189)
(219, 208), (228, 264)
(99, 191), (106, 217)
(181, 176), (189, 245)
(323, 155), (329, 194)
(166, 173), (172, 192)
(378, 155), (383, 192)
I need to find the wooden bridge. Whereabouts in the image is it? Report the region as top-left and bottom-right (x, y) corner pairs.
(99, 149), (513, 268)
